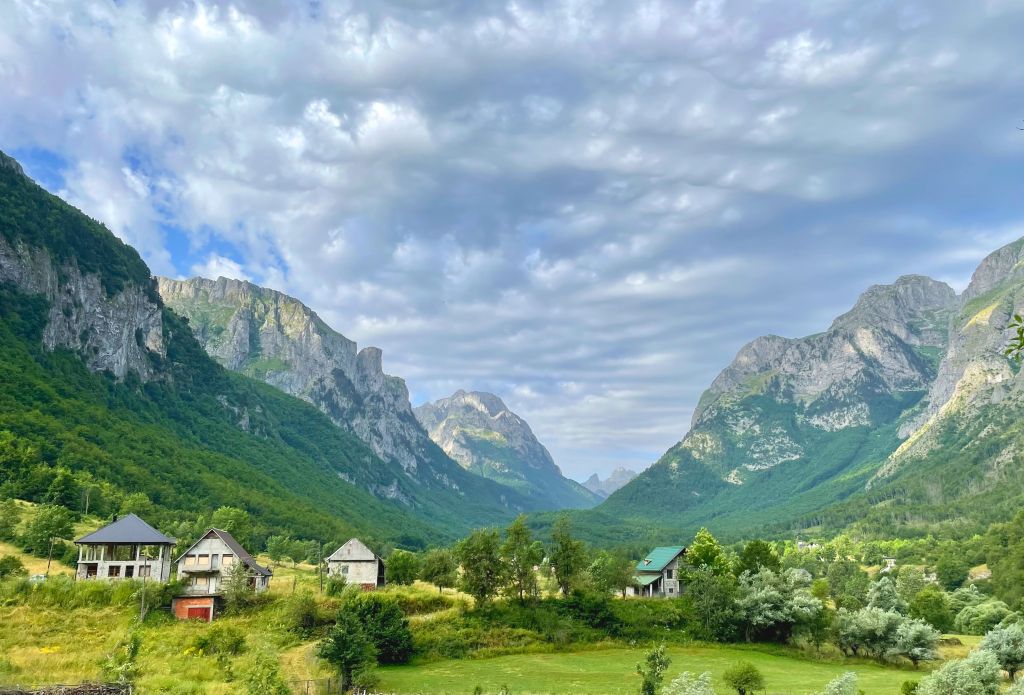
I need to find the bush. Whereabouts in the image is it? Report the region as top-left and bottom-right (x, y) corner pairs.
(194, 623), (246, 656)
(325, 576), (347, 597)
(343, 592), (414, 665)
(724, 662), (765, 695)
(0, 555), (27, 579)
(955, 600), (1014, 635)
(560, 590), (618, 630)
(281, 591), (319, 637)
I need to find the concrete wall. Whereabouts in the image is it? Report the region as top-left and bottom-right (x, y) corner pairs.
(176, 536), (269, 594)
(327, 559), (380, 587)
(76, 544), (172, 582)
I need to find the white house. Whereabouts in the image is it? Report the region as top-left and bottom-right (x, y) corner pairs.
(327, 538), (385, 590)
(74, 514), (175, 582)
(171, 528), (272, 621)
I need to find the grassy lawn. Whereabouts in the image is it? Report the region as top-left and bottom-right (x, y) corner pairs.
(378, 645), (926, 695)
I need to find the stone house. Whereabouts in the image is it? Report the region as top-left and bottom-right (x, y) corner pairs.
(171, 528), (272, 621)
(74, 514), (175, 582)
(326, 538), (385, 590)
(628, 546), (686, 597)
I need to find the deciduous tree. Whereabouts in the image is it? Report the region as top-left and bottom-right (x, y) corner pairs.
(980, 624), (1024, 681)
(501, 515), (543, 602)
(456, 529), (504, 606)
(316, 610), (377, 691)
(549, 515), (587, 597)
(420, 548), (458, 593)
(723, 662), (764, 695)
(386, 549), (421, 586)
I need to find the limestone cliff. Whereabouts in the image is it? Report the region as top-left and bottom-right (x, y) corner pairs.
(583, 468), (638, 499)
(414, 390), (600, 510)
(157, 277), (531, 509)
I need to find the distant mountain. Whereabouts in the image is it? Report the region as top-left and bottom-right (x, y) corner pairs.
(157, 276), (535, 523)
(600, 273), (961, 537)
(583, 468), (638, 499)
(414, 390), (600, 510)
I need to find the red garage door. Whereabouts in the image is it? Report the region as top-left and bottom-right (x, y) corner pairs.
(187, 606), (211, 621)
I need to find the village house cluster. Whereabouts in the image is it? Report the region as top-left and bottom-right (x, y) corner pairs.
(74, 514), (703, 614)
(73, 514), (385, 622)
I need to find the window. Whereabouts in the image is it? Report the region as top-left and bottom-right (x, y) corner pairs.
(108, 565), (121, 578)
(666, 570), (673, 579)
(125, 566), (135, 578)
(341, 564), (350, 575)
(192, 577), (209, 590)
(222, 554), (234, 567)
(197, 554), (210, 565)
(668, 588), (675, 594)
(184, 555), (197, 567)
(138, 565), (151, 578)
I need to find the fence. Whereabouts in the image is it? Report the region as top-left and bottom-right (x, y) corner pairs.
(287, 678), (341, 695)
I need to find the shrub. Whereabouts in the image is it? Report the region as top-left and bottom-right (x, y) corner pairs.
(560, 589), (618, 630)
(916, 649), (1001, 695)
(955, 600), (1014, 635)
(636, 644), (671, 695)
(342, 592), (414, 665)
(281, 591), (319, 637)
(325, 576), (347, 597)
(194, 624), (246, 656)
(979, 624), (1024, 681)
(0, 555), (27, 578)
(723, 662), (765, 695)
(243, 650), (290, 695)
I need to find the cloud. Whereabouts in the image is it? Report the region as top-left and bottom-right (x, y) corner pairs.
(2, 0), (1024, 480)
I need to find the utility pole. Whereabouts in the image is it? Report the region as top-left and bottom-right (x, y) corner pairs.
(318, 540), (324, 594)
(45, 536), (55, 577)
(139, 549), (149, 622)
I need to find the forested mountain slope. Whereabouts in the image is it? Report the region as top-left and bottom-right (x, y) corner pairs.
(414, 390), (600, 510)
(0, 150), (518, 546)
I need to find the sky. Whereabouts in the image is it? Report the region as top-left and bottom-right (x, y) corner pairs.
(2, 1), (1024, 482)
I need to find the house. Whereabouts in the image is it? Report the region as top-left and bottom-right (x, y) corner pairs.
(171, 528), (272, 621)
(74, 514), (175, 582)
(881, 557), (897, 574)
(327, 538), (385, 590)
(628, 546), (686, 597)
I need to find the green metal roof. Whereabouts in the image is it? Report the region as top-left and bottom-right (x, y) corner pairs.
(635, 546), (686, 573)
(634, 574), (661, 587)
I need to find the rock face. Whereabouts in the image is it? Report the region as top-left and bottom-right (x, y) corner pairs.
(583, 468), (638, 499)
(415, 390), (600, 510)
(0, 156), (165, 381)
(600, 274), (960, 534)
(158, 277), (460, 480)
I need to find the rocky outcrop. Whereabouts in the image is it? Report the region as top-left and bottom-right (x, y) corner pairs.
(0, 235), (165, 381)
(415, 390), (600, 510)
(583, 468), (638, 499)
(158, 276), (440, 476)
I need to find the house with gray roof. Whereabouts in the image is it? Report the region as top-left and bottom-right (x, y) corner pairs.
(171, 528), (272, 621)
(628, 546), (687, 597)
(74, 513), (176, 582)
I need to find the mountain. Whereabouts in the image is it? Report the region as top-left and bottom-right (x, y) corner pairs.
(157, 277), (536, 517)
(414, 390), (600, 510)
(583, 468), (638, 499)
(599, 273), (961, 537)
(0, 150), (516, 546)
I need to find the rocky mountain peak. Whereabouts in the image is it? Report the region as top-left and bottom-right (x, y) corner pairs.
(830, 274), (956, 346)
(0, 152), (25, 177)
(414, 390), (600, 510)
(583, 467), (638, 499)
(962, 237), (1024, 302)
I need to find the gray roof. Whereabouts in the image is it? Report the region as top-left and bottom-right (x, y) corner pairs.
(176, 528), (272, 577)
(75, 514), (175, 545)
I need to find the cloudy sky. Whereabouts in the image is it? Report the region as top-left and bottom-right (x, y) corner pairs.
(3, 1), (1024, 481)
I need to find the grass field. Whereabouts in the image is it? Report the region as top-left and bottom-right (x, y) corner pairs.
(377, 645), (927, 695)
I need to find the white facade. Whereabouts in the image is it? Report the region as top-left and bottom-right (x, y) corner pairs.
(175, 530), (271, 596)
(327, 538), (385, 588)
(77, 543), (172, 582)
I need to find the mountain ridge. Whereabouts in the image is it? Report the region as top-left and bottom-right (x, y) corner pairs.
(414, 390), (600, 510)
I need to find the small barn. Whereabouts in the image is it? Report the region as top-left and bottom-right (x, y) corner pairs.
(327, 538), (385, 590)
(171, 528), (272, 621)
(74, 514), (175, 582)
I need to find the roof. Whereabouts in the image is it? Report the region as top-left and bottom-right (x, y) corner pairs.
(176, 528), (272, 577)
(75, 514), (175, 545)
(635, 546), (686, 573)
(634, 574), (662, 587)
(327, 538), (382, 564)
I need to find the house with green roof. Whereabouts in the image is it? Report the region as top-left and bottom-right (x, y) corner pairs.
(629, 546), (686, 597)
